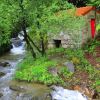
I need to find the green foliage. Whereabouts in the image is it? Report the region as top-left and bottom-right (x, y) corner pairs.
(32, 63), (59, 85)
(59, 67), (73, 78)
(64, 47), (100, 91)
(27, 0), (75, 53)
(88, 0), (100, 6)
(47, 10), (85, 34)
(72, 57), (80, 65)
(96, 24), (100, 31)
(15, 54), (64, 85)
(85, 65), (100, 92)
(64, 47), (100, 92)
(83, 39), (100, 53)
(65, 48), (85, 65)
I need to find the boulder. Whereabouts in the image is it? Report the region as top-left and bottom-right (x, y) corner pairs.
(0, 62), (10, 67)
(63, 62), (75, 72)
(9, 85), (26, 92)
(0, 72), (5, 77)
(0, 93), (3, 97)
(48, 67), (58, 76)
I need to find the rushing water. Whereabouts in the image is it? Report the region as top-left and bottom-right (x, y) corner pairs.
(0, 36), (50, 100)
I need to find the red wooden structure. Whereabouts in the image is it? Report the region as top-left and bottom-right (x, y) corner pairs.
(91, 19), (96, 39)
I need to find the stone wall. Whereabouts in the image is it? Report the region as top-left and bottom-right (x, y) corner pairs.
(48, 31), (82, 49)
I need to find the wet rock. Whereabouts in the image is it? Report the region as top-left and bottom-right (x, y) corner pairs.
(31, 93), (51, 100)
(48, 67), (58, 76)
(0, 93), (3, 97)
(63, 62), (75, 72)
(0, 62), (10, 67)
(0, 72), (5, 77)
(51, 86), (87, 100)
(11, 38), (22, 47)
(17, 93), (34, 100)
(9, 85), (26, 92)
(17, 93), (51, 100)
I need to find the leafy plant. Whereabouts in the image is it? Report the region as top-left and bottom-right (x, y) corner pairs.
(59, 67), (73, 78)
(96, 24), (100, 31)
(72, 57), (80, 65)
(15, 54), (65, 85)
(83, 39), (100, 53)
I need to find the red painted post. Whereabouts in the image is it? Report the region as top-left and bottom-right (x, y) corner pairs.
(90, 18), (96, 39)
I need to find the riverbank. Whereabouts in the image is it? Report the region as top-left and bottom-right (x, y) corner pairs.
(0, 42), (51, 100)
(0, 43), (12, 56)
(15, 48), (100, 99)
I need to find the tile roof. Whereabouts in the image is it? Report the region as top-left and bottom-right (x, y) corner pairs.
(75, 6), (95, 16)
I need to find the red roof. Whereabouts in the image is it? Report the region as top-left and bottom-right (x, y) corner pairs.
(75, 6), (94, 16)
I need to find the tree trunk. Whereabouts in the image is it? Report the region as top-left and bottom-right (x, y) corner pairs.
(22, 19), (36, 59)
(26, 36), (36, 59)
(40, 33), (46, 56)
(19, 0), (36, 59)
(36, 15), (46, 56)
(26, 34), (42, 53)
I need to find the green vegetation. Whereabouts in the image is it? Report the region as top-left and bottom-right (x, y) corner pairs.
(96, 24), (100, 31)
(15, 47), (100, 93)
(65, 48), (100, 91)
(15, 53), (66, 85)
(83, 39), (100, 53)
(88, 0), (100, 6)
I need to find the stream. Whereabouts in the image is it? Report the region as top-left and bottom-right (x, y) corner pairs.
(0, 35), (50, 100)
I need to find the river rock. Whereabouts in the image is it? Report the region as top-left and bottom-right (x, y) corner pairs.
(17, 93), (51, 100)
(9, 85), (26, 92)
(51, 86), (87, 100)
(63, 62), (75, 72)
(0, 72), (5, 77)
(31, 93), (51, 100)
(0, 93), (3, 97)
(0, 62), (10, 67)
(48, 67), (58, 76)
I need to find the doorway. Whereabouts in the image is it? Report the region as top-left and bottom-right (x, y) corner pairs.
(53, 39), (61, 48)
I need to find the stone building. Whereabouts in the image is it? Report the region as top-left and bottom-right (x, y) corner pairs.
(48, 6), (100, 49)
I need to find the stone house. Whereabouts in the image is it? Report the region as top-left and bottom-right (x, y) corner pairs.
(48, 6), (100, 49)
